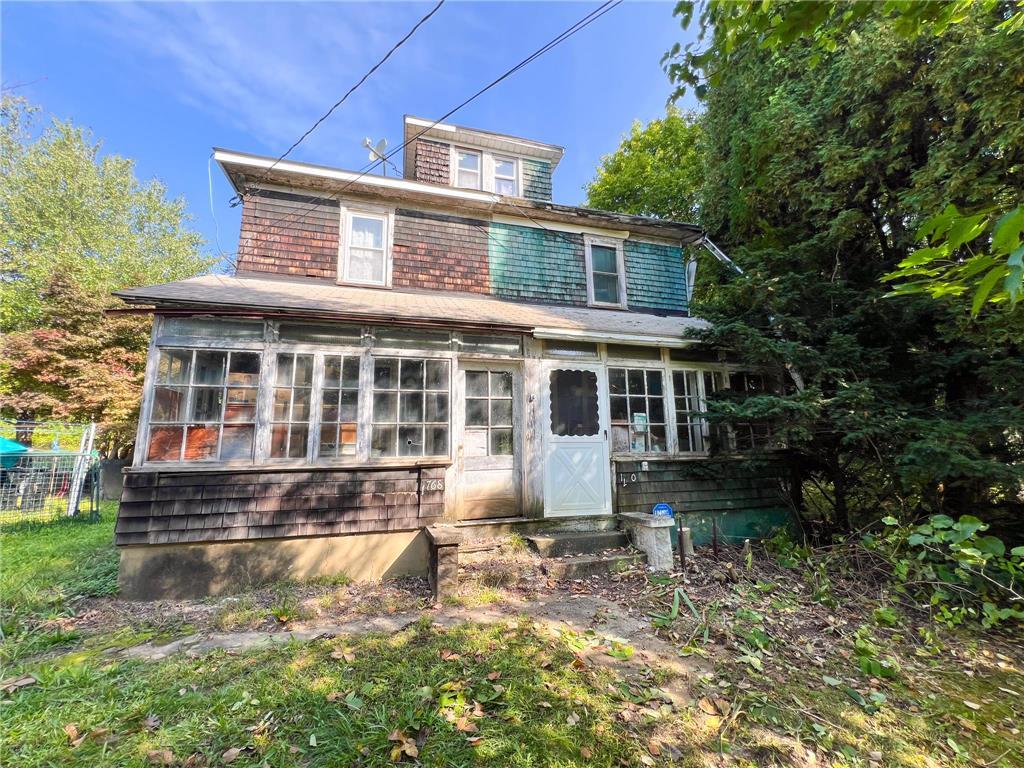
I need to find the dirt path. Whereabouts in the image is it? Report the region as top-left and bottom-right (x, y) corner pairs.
(122, 593), (708, 707)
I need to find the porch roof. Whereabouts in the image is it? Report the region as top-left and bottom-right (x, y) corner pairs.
(116, 274), (710, 346)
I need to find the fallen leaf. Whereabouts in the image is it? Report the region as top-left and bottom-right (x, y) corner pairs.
(963, 700), (981, 710)
(715, 698), (731, 716)
(467, 736), (484, 747)
(326, 691), (342, 702)
(143, 714), (161, 731)
(580, 746), (593, 758)
(697, 697), (718, 715)
(63, 724), (80, 745)
(455, 716), (478, 733)
(440, 649), (461, 661)
(1, 675), (37, 694)
(566, 712), (580, 726)
(487, 671), (501, 681)
(222, 747), (242, 763)
(147, 750), (174, 765)
(648, 740), (662, 756)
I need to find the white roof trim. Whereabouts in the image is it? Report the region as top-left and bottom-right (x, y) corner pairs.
(404, 116), (564, 164)
(532, 327), (700, 348)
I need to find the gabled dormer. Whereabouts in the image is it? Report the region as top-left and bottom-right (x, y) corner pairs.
(401, 116), (564, 202)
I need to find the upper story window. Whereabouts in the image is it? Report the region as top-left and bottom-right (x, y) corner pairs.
(339, 206), (392, 287)
(493, 156), (518, 196)
(584, 235), (627, 308)
(451, 147), (519, 196)
(455, 149), (482, 189)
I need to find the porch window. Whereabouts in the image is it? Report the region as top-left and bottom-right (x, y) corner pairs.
(608, 367), (667, 453)
(340, 209), (390, 287)
(727, 372), (776, 450)
(147, 349), (260, 462)
(270, 353), (313, 459)
(465, 370), (513, 455)
(493, 156), (517, 196)
(455, 148), (481, 189)
(319, 355), (361, 457)
(673, 369), (718, 452)
(584, 236), (626, 307)
(371, 357), (450, 457)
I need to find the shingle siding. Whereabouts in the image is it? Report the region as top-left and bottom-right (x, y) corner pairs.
(392, 209), (490, 293)
(412, 139), (450, 185)
(116, 466), (446, 546)
(238, 190), (339, 279)
(521, 158), (553, 202)
(487, 222), (587, 305)
(624, 240), (688, 314)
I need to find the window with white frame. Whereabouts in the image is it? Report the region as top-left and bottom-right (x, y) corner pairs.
(492, 156), (517, 196)
(455, 148), (481, 189)
(270, 353), (314, 459)
(319, 355), (361, 457)
(608, 367), (667, 453)
(585, 236), (626, 307)
(340, 208), (390, 287)
(673, 369), (720, 452)
(147, 349), (261, 462)
(371, 357), (450, 457)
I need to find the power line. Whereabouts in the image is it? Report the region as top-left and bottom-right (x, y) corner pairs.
(238, 0), (623, 237)
(238, 0), (445, 201)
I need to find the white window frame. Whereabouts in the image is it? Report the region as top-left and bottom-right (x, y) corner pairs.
(584, 235), (628, 309)
(452, 147), (482, 190)
(449, 146), (521, 196)
(337, 204), (394, 288)
(491, 155), (518, 197)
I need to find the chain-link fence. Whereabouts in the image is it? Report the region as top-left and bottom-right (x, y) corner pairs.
(0, 422), (99, 527)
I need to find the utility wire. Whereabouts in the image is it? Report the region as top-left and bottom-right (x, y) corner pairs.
(239, 0), (623, 237)
(237, 0), (445, 201)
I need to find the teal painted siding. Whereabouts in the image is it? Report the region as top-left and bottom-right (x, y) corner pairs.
(521, 158), (553, 202)
(487, 222), (586, 304)
(623, 240), (688, 314)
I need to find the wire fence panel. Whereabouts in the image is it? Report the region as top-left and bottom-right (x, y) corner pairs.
(0, 422), (99, 527)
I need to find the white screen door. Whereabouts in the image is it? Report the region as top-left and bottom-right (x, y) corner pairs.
(543, 365), (611, 516)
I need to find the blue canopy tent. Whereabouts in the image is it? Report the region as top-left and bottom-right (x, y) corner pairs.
(0, 436), (29, 470)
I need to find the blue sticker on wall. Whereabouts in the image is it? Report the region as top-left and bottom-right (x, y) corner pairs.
(652, 503), (674, 517)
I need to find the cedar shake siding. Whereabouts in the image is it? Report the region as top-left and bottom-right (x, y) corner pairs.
(411, 139), (450, 185)
(115, 466), (445, 546)
(521, 158), (553, 202)
(391, 209), (490, 293)
(487, 223), (588, 305)
(238, 190), (340, 279)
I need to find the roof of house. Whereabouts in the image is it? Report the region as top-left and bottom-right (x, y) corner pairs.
(400, 115), (566, 175)
(116, 274), (709, 346)
(214, 149), (704, 245)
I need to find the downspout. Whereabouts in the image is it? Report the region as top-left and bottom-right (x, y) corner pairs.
(696, 237), (806, 394)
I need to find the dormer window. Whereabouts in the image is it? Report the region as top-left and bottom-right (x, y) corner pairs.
(455, 149), (481, 189)
(339, 204), (393, 287)
(584, 235), (627, 308)
(451, 147), (519, 196)
(493, 156), (518, 196)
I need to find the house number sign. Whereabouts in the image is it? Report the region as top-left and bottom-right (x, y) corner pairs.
(421, 479), (444, 492)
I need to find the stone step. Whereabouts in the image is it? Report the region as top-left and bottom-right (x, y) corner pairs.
(542, 552), (647, 580)
(526, 530), (630, 557)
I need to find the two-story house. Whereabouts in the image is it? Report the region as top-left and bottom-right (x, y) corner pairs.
(114, 116), (789, 598)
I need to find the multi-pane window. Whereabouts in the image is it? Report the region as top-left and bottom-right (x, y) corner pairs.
(271, 353), (313, 459)
(673, 370), (719, 452)
(319, 355), (360, 458)
(371, 358), (450, 457)
(586, 238), (624, 306)
(493, 157), (517, 196)
(465, 370), (514, 456)
(341, 210), (388, 286)
(728, 372), (776, 450)
(609, 368), (667, 453)
(147, 349), (260, 462)
(455, 149), (481, 189)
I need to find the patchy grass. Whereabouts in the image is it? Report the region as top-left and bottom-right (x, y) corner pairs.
(0, 505), (119, 661)
(1, 618), (683, 767)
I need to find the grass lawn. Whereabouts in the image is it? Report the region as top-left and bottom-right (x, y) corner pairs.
(2, 509), (1022, 767)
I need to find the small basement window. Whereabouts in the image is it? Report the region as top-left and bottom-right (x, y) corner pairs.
(585, 236), (626, 307)
(455, 148), (482, 189)
(340, 208), (391, 287)
(147, 349), (261, 462)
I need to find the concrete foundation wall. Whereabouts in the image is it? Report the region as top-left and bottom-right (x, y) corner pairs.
(118, 529), (429, 600)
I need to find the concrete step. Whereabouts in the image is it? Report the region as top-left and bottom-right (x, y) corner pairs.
(542, 552), (646, 580)
(526, 530), (630, 557)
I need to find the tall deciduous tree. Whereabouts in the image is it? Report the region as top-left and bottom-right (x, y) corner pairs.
(0, 97), (212, 453)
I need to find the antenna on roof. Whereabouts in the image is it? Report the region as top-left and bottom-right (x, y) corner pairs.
(364, 137), (399, 177)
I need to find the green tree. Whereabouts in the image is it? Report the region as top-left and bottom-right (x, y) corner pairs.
(585, 108), (703, 223)
(664, 0), (1024, 312)
(0, 96), (212, 452)
(0, 95), (211, 332)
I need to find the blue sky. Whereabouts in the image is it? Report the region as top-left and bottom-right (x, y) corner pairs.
(3, 1), (698, 261)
